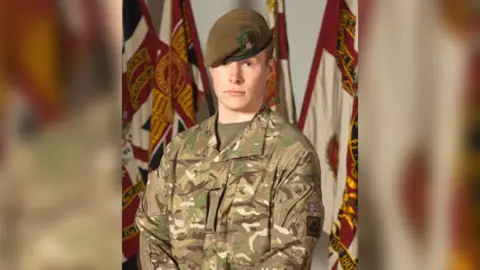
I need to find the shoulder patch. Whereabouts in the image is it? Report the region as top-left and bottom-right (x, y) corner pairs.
(307, 216), (322, 238)
(308, 202), (323, 213)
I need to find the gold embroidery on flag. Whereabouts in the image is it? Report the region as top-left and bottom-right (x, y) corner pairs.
(127, 48), (155, 110)
(339, 10), (356, 38)
(181, 4), (193, 46)
(122, 173), (146, 210)
(267, 0), (277, 14)
(172, 21), (188, 63)
(336, 9), (357, 97)
(337, 109), (359, 230)
(266, 59), (278, 108)
(150, 88), (172, 154)
(265, 0), (279, 111)
(176, 84), (195, 121)
(336, 41), (355, 96)
(171, 9), (196, 122)
(349, 114), (359, 178)
(122, 222), (139, 240)
(127, 47), (151, 82)
(330, 223), (358, 270)
(156, 51), (187, 99)
(340, 176), (358, 229)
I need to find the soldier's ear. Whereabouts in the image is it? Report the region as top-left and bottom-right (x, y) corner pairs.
(208, 66), (216, 74)
(268, 58), (275, 72)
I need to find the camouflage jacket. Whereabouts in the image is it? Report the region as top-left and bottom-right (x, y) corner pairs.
(136, 106), (324, 270)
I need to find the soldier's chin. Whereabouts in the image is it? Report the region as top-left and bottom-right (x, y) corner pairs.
(223, 102), (250, 111)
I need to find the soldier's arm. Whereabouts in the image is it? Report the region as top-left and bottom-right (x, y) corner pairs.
(255, 149), (324, 270)
(135, 156), (178, 270)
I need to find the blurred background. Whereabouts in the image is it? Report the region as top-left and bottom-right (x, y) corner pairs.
(1, 0), (121, 269)
(1, 0), (478, 269)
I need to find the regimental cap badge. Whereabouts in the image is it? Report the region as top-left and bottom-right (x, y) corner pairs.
(237, 29), (255, 52)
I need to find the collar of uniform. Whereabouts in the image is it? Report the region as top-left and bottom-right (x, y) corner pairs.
(192, 110), (220, 157)
(197, 104), (270, 159)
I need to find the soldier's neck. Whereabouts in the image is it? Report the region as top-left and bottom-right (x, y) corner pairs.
(217, 103), (262, 124)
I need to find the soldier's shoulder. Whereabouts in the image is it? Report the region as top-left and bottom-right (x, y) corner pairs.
(171, 120), (205, 142)
(268, 110), (317, 154)
(165, 117), (211, 153)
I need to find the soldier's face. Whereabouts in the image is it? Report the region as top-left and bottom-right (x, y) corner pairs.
(210, 50), (273, 113)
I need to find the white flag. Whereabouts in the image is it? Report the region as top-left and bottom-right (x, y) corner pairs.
(298, 0), (358, 269)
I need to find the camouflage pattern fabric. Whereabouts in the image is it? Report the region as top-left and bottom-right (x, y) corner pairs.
(136, 105), (324, 270)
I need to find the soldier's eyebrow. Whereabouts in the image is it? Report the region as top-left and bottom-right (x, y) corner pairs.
(243, 55), (262, 64)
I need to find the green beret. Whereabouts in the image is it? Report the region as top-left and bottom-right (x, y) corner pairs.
(205, 8), (272, 67)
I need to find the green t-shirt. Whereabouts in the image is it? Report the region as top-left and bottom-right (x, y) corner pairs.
(216, 121), (250, 150)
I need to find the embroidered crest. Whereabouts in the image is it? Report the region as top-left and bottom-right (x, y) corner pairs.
(236, 29), (255, 52)
(326, 135), (339, 179)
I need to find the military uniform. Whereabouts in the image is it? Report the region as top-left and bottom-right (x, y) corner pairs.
(136, 8), (324, 270)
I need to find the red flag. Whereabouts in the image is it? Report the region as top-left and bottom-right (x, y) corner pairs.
(122, 0), (161, 260)
(140, 0), (197, 160)
(122, 0), (206, 263)
(182, 0), (215, 119)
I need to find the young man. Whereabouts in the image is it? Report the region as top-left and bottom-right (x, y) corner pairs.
(136, 8), (324, 270)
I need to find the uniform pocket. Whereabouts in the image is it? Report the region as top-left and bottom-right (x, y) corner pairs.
(228, 159), (272, 266)
(169, 164), (209, 266)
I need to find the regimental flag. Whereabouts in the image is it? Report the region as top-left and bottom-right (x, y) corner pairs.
(122, 0), (206, 267)
(142, 0), (214, 122)
(122, 0), (158, 263)
(265, 0), (296, 124)
(142, 0), (198, 169)
(181, 0), (215, 121)
(8, 0), (64, 125)
(297, 0), (358, 269)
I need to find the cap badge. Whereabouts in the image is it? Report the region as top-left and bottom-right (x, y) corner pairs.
(237, 29), (255, 52)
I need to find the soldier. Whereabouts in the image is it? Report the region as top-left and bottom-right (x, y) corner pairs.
(136, 8), (324, 270)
